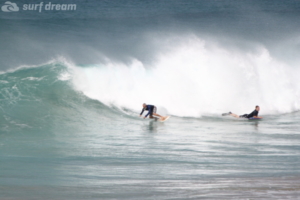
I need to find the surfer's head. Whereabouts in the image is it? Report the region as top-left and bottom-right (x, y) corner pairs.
(255, 105), (260, 111)
(143, 103), (147, 108)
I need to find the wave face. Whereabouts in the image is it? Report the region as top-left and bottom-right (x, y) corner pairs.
(1, 34), (300, 133)
(0, 61), (118, 134)
(1, 37), (300, 134)
(71, 35), (300, 117)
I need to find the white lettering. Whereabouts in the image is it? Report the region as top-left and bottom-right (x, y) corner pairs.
(61, 4), (66, 11)
(39, 2), (43, 12)
(45, 2), (51, 10)
(28, 4), (34, 10)
(67, 4), (76, 10)
(23, 4), (28, 10)
(21, 2), (77, 12)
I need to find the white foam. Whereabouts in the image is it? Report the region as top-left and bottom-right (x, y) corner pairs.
(70, 35), (300, 117)
(22, 77), (45, 81)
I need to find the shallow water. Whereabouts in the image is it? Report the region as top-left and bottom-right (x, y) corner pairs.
(1, 109), (300, 199)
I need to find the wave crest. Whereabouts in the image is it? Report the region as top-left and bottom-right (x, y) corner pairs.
(71, 35), (300, 116)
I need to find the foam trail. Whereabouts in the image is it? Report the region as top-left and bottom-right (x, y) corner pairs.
(71, 36), (300, 117)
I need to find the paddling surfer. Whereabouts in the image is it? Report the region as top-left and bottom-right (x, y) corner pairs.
(223, 105), (262, 119)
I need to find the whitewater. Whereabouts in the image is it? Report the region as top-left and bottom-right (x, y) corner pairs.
(70, 35), (300, 116)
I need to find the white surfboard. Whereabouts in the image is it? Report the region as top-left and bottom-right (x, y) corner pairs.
(159, 116), (170, 122)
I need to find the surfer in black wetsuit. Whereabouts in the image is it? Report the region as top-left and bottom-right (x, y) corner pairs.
(140, 103), (165, 120)
(223, 105), (262, 119)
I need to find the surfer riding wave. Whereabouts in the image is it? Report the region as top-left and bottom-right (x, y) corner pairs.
(140, 103), (168, 121)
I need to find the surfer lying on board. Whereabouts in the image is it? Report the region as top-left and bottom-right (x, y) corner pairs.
(140, 103), (166, 120)
(222, 105), (262, 119)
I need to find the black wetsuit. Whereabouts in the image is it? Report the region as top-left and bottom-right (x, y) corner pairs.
(240, 110), (259, 118)
(140, 105), (156, 117)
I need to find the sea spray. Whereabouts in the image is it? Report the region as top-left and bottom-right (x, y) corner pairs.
(71, 35), (300, 117)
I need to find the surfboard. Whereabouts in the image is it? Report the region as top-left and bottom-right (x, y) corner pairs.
(248, 117), (261, 120)
(159, 116), (170, 122)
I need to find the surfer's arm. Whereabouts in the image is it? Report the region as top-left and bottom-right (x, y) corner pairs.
(253, 116), (262, 119)
(145, 110), (151, 118)
(140, 108), (145, 116)
(144, 106), (154, 118)
(253, 110), (262, 118)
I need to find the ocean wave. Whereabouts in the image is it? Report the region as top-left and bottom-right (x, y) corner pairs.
(1, 34), (300, 127)
(0, 60), (118, 133)
(70, 35), (300, 117)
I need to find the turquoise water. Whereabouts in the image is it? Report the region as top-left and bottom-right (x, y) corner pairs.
(1, 0), (300, 199)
